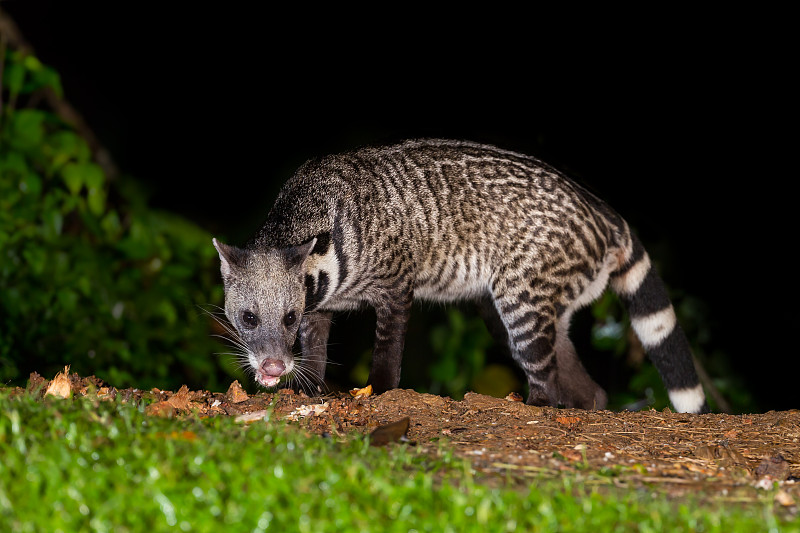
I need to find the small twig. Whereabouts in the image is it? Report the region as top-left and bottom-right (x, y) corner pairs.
(694, 354), (732, 414)
(639, 425), (729, 434)
(489, 462), (560, 477)
(636, 476), (699, 484)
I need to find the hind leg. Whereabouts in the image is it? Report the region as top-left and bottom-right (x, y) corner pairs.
(488, 290), (560, 406)
(480, 294), (606, 409)
(555, 321), (608, 410)
(475, 293), (513, 350)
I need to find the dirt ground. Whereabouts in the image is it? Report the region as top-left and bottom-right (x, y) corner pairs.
(18, 370), (800, 513)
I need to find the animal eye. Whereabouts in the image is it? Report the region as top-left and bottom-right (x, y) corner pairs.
(283, 310), (297, 327)
(242, 311), (259, 328)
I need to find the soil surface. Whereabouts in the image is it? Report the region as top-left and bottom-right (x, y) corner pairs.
(16, 370), (800, 512)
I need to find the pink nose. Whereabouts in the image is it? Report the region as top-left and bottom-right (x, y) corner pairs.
(260, 359), (285, 377)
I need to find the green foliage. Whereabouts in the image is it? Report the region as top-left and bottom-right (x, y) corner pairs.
(590, 291), (627, 355)
(428, 309), (493, 399)
(0, 49), (226, 390)
(1, 392), (792, 532)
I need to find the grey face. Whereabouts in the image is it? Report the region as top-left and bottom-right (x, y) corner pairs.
(212, 238), (314, 387)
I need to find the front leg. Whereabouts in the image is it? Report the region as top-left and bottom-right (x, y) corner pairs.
(297, 310), (333, 395)
(369, 289), (413, 394)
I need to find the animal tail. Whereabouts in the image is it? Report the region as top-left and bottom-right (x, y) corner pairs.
(610, 233), (709, 413)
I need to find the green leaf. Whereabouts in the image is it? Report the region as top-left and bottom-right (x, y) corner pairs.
(60, 163), (84, 194)
(82, 163), (105, 189)
(1, 288), (23, 316)
(22, 246), (47, 276)
(25, 65), (63, 99)
(59, 194), (81, 214)
(87, 186), (106, 216)
(22, 55), (43, 72)
(61, 161), (103, 197)
(3, 61), (25, 96)
(0, 151), (30, 177)
(100, 210), (122, 239)
(61, 163), (105, 200)
(8, 110), (45, 150)
(42, 208), (64, 237)
(46, 131), (91, 170)
(117, 219), (154, 260)
(157, 301), (178, 326)
(57, 289), (79, 313)
(19, 172), (43, 197)
(77, 276), (92, 297)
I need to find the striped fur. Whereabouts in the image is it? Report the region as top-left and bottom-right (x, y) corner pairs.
(213, 139), (709, 413)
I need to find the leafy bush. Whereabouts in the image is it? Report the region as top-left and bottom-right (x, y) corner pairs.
(0, 48), (228, 390)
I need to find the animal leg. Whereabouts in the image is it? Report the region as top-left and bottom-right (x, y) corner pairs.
(491, 290), (559, 406)
(297, 310), (333, 395)
(554, 324), (608, 410)
(369, 289), (413, 394)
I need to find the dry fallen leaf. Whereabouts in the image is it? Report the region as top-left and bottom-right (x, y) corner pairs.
(755, 454), (790, 481)
(27, 371), (47, 393)
(167, 385), (191, 410)
(285, 402), (329, 421)
(693, 444), (716, 461)
(350, 384), (373, 397)
(561, 448), (584, 462)
(370, 417), (411, 446)
(145, 401), (175, 418)
(775, 490), (796, 507)
(683, 462), (717, 476)
(718, 445), (747, 465)
(235, 410), (270, 424)
(45, 366), (72, 399)
(96, 386), (116, 401)
(556, 416), (581, 426)
(505, 392), (523, 402)
(226, 380), (249, 403)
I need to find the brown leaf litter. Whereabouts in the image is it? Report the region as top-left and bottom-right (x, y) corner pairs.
(11, 369), (800, 510)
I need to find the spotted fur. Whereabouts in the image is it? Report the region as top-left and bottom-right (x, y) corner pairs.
(213, 139), (708, 413)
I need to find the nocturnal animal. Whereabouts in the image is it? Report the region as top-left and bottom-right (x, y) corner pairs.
(213, 139), (709, 413)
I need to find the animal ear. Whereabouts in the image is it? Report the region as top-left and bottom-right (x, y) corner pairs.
(284, 237), (317, 272)
(212, 238), (247, 279)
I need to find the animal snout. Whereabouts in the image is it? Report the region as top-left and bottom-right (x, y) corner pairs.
(256, 358), (286, 388)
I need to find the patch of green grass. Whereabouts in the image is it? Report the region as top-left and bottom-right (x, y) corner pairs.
(0, 391), (795, 532)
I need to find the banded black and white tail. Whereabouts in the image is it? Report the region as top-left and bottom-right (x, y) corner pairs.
(611, 234), (709, 414)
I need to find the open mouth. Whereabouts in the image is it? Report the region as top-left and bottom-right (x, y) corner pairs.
(258, 375), (282, 388)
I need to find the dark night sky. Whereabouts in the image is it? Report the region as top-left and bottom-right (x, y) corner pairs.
(3, 4), (797, 410)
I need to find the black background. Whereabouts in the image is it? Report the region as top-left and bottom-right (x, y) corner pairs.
(3, 3), (797, 410)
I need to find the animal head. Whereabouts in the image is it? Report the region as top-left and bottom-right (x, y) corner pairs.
(212, 238), (315, 387)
